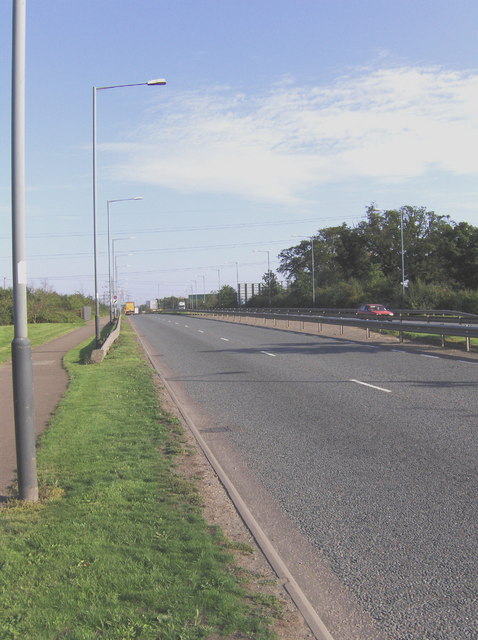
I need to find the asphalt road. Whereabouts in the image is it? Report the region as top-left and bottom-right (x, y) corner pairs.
(133, 314), (477, 640)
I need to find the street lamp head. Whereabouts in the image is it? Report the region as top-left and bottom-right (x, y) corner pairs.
(132, 197), (143, 200)
(147, 78), (167, 85)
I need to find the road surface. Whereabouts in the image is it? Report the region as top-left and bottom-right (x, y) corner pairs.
(133, 314), (477, 640)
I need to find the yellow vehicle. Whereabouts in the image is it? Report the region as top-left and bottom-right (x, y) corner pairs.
(124, 301), (135, 315)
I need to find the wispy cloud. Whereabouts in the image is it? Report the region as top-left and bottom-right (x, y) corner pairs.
(107, 66), (478, 204)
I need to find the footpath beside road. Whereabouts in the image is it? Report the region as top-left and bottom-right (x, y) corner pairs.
(0, 321), (101, 500)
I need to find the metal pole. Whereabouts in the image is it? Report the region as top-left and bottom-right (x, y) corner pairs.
(106, 197), (142, 323)
(11, 0), (38, 502)
(311, 237), (316, 306)
(400, 209), (406, 299)
(92, 86), (101, 345)
(107, 200), (112, 322)
(235, 262), (239, 305)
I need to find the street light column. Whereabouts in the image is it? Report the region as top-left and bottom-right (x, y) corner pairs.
(107, 197), (142, 321)
(311, 238), (316, 306)
(400, 209), (406, 299)
(255, 250), (271, 306)
(92, 78), (166, 346)
(11, 0), (38, 502)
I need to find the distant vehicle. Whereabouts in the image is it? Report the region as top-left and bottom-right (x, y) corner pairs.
(124, 301), (135, 315)
(358, 304), (394, 317)
(178, 301), (186, 310)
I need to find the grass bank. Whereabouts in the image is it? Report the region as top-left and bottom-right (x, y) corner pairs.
(0, 323), (276, 639)
(0, 322), (83, 364)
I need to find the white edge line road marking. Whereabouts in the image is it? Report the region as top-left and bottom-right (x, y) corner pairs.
(198, 330), (204, 333)
(350, 379), (392, 393)
(261, 351), (276, 357)
(421, 354), (439, 359)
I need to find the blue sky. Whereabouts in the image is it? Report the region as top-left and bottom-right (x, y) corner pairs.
(1, 0), (477, 303)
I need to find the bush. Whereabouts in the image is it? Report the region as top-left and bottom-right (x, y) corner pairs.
(0, 286), (102, 326)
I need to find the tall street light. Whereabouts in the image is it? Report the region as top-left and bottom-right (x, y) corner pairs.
(399, 209), (406, 299)
(211, 268), (221, 305)
(93, 78), (166, 346)
(292, 235), (316, 306)
(107, 197), (142, 321)
(372, 207), (407, 299)
(111, 237), (134, 314)
(197, 274), (206, 305)
(11, 0), (38, 501)
(254, 249), (271, 306)
(114, 256), (132, 307)
(226, 261), (240, 305)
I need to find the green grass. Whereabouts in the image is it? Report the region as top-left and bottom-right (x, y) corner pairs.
(0, 323), (276, 640)
(0, 323), (83, 364)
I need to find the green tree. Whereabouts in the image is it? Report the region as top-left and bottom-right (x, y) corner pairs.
(437, 221), (478, 289)
(359, 204), (453, 288)
(217, 285), (238, 308)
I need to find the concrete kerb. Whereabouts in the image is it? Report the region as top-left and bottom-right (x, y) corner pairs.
(91, 317), (122, 363)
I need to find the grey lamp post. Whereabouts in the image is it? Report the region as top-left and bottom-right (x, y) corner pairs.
(111, 238), (134, 315)
(211, 268), (221, 305)
(372, 207), (406, 299)
(114, 256), (132, 307)
(399, 209), (406, 299)
(11, 0), (38, 501)
(93, 79), (166, 346)
(226, 261), (240, 305)
(199, 275), (206, 305)
(107, 197), (142, 321)
(254, 250), (271, 306)
(292, 235), (316, 306)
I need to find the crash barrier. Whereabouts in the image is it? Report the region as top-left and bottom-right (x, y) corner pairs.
(188, 308), (478, 352)
(91, 316), (122, 363)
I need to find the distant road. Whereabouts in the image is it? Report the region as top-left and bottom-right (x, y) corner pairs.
(133, 314), (477, 640)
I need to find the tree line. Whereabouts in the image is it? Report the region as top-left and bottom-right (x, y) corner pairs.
(247, 204), (478, 312)
(152, 204), (478, 313)
(0, 286), (99, 325)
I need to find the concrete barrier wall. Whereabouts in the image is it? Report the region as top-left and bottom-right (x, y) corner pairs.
(91, 317), (122, 363)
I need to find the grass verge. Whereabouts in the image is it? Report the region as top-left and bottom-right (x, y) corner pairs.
(0, 322), (83, 364)
(0, 323), (276, 639)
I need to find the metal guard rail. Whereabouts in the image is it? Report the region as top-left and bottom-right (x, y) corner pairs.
(188, 308), (478, 348)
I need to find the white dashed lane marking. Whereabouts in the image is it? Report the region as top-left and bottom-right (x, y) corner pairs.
(350, 379), (392, 393)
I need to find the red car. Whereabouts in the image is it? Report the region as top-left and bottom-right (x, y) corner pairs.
(358, 304), (394, 317)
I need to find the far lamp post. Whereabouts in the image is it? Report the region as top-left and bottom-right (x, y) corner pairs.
(292, 235), (316, 306)
(212, 268), (221, 305)
(111, 238), (134, 316)
(114, 256), (132, 308)
(254, 249), (271, 306)
(197, 274), (206, 306)
(372, 207), (406, 299)
(226, 261), (240, 305)
(93, 78), (166, 346)
(107, 197), (142, 321)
